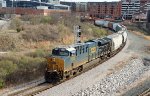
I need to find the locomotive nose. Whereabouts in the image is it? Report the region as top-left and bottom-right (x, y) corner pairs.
(46, 57), (64, 71)
(52, 57), (55, 62)
(45, 57), (64, 82)
(45, 71), (60, 83)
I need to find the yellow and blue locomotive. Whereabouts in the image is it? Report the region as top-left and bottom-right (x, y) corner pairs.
(45, 20), (127, 82)
(45, 38), (112, 82)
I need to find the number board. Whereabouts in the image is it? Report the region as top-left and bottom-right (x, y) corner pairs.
(90, 47), (96, 53)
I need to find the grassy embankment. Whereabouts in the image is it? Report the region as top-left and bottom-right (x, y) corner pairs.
(0, 14), (110, 88)
(123, 21), (150, 40)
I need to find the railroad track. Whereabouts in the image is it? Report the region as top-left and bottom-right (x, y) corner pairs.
(7, 59), (106, 96)
(139, 88), (150, 96)
(7, 43), (126, 96)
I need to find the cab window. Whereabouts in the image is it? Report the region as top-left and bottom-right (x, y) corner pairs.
(52, 49), (59, 55)
(52, 48), (69, 56)
(59, 50), (69, 56)
(70, 52), (76, 56)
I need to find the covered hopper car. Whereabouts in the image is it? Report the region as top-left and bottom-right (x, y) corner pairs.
(45, 20), (128, 82)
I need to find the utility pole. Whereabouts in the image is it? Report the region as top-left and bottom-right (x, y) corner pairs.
(74, 25), (81, 44)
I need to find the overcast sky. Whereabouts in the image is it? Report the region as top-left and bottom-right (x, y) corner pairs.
(60, 0), (121, 2)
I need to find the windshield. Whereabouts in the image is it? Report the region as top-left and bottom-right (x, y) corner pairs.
(52, 48), (69, 56)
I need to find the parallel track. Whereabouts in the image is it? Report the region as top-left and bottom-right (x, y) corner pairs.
(139, 88), (150, 96)
(8, 43), (126, 96)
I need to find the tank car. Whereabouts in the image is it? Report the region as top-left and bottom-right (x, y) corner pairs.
(94, 20), (105, 27)
(113, 23), (122, 32)
(103, 21), (109, 28)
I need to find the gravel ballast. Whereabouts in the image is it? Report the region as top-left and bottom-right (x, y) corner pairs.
(36, 31), (150, 96)
(2, 30), (150, 96)
(73, 58), (150, 96)
(14, 31), (149, 96)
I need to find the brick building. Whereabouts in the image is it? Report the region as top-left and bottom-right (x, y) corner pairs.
(140, 0), (148, 5)
(0, 7), (71, 16)
(87, 2), (122, 19)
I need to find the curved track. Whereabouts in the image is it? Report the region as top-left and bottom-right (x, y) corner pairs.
(7, 42), (126, 96)
(139, 88), (150, 96)
(5, 20), (128, 96)
(35, 31), (150, 96)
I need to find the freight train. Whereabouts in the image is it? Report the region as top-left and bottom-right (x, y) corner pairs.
(45, 20), (128, 82)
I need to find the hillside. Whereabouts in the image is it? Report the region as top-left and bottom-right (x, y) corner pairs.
(0, 14), (110, 88)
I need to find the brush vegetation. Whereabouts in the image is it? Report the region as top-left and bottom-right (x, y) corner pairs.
(0, 14), (109, 88)
(0, 52), (46, 88)
(123, 21), (150, 35)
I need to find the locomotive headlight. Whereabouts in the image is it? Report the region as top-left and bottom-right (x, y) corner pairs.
(52, 58), (55, 62)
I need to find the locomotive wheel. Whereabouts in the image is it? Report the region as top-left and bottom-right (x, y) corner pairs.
(45, 72), (60, 83)
(73, 72), (77, 75)
(78, 66), (83, 72)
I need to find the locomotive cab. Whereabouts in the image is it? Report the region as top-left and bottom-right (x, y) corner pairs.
(45, 47), (76, 82)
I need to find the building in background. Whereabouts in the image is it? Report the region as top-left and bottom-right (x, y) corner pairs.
(121, 0), (150, 20)
(3, 0), (70, 10)
(147, 10), (150, 22)
(60, 1), (122, 19)
(0, 7), (70, 16)
(53, 4), (70, 10)
(41, 0), (60, 4)
(0, 0), (70, 16)
(122, 0), (141, 19)
(87, 2), (122, 19)
(60, 2), (87, 13)
(46, 0), (59, 4)
(60, 1), (76, 12)
(140, 0), (148, 5)
(132, 1), (150, 22)
(75, 2), (87, 12)
(0, 0), (6, 7)
(1, 0), (149, 20)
